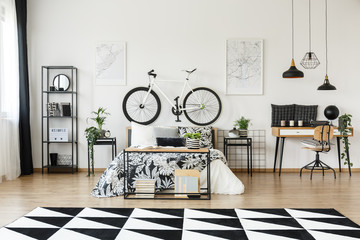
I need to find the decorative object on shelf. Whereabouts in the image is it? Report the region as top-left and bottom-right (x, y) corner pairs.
(57, 154), (72, 166)
(53, 74), (70, 91)
(95, 42), (126, 86)
(228, 128), (240, 138)
(324, 105), (339, 124)
(60, 102), (71, 116)
(49, 128), (68, 142)
(226, 39), (263, 95)
(283, 0), (304, 79)
(184, 132), (201, 149)
(289, 120), (295, 127)
(281, 120), (286, 127)
(318, 0), (336, 90)
(104, 130), (111, 138)
(49, 153), (58, 166)
(234, 116), (251, 137)
(298, 120), (303, 127)
(175, 169), (200, 198)
(85, 107), (111, 175)
(300, 0), (320, 69)
(338, 113), (352, 167)
(49, 86), (56, 91)
(47, 102), (60, 116)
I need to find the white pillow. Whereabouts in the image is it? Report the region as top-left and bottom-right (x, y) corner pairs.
(131, 122), (154, 147)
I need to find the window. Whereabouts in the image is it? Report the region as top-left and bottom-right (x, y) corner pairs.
(0, 2), (5, 115)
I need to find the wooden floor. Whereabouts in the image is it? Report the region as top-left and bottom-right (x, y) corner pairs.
(1, 171), (360, 227)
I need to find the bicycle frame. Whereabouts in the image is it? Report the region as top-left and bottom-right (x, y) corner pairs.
(141, 73), (202, 112)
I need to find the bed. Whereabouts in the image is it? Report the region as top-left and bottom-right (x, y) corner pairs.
(91, 124), (244, 198)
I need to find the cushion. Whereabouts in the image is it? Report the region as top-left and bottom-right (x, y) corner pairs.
(178, 126), (213, 148)
(153, 126), (178, 138)
(294, 104), (318, 126)
(131, 122), (154, 147)
(156, 137), (185, 147)
(271, 104), (295, 127)
(301, 139), (321, 148)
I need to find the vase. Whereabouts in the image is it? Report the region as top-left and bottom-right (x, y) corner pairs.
(228, 128), (239, 138)
(239, 129), (248, 137)
(186, 138), (200, 149)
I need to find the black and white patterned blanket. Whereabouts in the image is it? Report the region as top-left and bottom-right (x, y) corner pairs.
(91, 149), (226, 198)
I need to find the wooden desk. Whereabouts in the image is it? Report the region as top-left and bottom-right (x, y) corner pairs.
(272, 127), (354, 176)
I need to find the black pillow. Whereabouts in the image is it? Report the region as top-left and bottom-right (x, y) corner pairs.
(156, 137), (185, 147)
(271, 104), (295, 127)
(294, 105), (318, 126)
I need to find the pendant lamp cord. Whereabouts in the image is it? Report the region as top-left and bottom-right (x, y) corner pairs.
(309, 0), (311, 52)
(292, 0), (294, 59)
(325, 0), (328, 75)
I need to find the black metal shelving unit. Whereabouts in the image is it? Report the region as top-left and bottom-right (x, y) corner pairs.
(41, 66), (78, 173)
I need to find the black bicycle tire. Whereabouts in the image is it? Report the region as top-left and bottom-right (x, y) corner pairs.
(183, 87), (222, 126)
(122, 87), (161, 125)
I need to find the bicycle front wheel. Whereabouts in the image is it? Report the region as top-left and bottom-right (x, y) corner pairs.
(183, 87), (222, 126)
(122, 87), (161, 125)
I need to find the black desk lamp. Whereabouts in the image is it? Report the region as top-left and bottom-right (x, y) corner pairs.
(324, 105), (339, 126)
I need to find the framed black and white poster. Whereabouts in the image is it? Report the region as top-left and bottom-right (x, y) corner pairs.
(226, 39), (263, 95)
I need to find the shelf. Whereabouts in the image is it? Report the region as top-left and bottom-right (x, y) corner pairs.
(43, 91), (76, 94)
(43, 165), (77, 168)
(42, 116), (76, 118)
(43, 141), (78, 144)
(42, 66), (76, 70)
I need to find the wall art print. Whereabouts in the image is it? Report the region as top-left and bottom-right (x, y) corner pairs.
(95, 42), (126, 85)
(226, 39), (263, 95)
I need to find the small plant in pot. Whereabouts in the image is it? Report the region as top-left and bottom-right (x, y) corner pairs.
(338, 113), (353, 167)
(85, 107), (110, 176)
(184, 133), (201, 149)
(234, 116), (251, 137)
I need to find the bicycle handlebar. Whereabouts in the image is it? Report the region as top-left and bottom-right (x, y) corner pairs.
(148, 69), (157, 78)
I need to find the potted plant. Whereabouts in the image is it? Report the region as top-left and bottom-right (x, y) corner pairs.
(184, 132), (201, 149)
(338, 113), (353, 167)
(85, 107), (110, 175)
(234, 116), (251, 137)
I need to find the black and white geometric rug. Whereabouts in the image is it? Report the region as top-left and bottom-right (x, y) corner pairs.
(1, 207), (360, 240)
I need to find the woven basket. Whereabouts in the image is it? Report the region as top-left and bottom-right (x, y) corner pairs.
(186, 138), (200, 149)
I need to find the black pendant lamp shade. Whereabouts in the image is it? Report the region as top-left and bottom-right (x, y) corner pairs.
(318, 75), (336, 90)
(283, 0), (304, 79)
(283, 59), (304, 78)
(318, 0), (336, 90)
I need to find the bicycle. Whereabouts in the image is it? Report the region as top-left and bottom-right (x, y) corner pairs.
(122, 69), (222, 126)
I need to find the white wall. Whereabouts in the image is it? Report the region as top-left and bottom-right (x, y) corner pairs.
(27, 0), (360, 169)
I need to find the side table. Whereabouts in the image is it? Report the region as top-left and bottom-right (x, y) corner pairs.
(224, 137), (253, 176)
(87, 137), (117, 176)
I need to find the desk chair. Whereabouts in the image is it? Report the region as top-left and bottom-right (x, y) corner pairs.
(300, 124), (336, 179)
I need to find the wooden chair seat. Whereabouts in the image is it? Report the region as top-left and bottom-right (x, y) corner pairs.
(302, 146), (330, 152)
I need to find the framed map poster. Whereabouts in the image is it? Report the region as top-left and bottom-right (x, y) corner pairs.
(95, 42), (126, 85)
(226, 39), (263, 95)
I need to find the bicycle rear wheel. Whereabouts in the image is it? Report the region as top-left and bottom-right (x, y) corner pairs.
(122, 87), (161, 125)
(183, 87), (222, 126)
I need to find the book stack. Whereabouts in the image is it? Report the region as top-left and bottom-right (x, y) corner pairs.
(135, 179), (156, 198)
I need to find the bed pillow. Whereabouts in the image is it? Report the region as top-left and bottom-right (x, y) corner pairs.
(178, 126), (213, 149)
(153, 126), (178, 138)
(131, 122), (154, 147)
(156, 137), (185, 147)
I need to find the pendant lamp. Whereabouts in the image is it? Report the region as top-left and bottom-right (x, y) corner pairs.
(300, 0), (320, 69)
(318, 0), (336, 90)
(283, 0), (304, 78)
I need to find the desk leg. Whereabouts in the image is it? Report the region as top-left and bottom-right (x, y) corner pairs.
(279, 137), (285, 176)
(345, 137), (352, 177)
(273, 137), (280, 172)
(250, 139), (253, 177)
(207, 151), (211, 200)
(115, 138), (117, 157)
(337, 137), (341, 172)
(91, 146), (94, 176)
